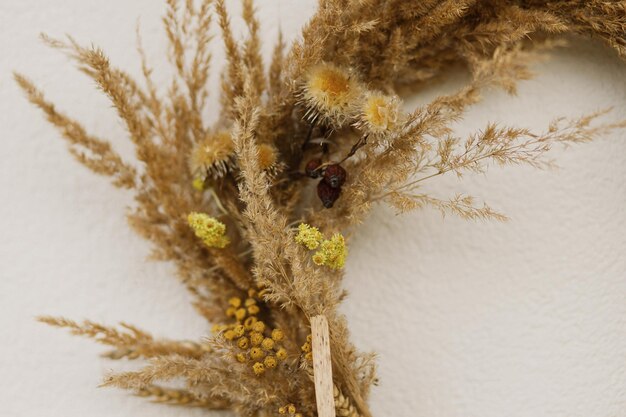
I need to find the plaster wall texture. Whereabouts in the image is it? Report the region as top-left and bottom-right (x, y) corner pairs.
(1, 1), (625, 417)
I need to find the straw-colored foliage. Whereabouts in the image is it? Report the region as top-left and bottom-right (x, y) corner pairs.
(17, 0), (625, 416)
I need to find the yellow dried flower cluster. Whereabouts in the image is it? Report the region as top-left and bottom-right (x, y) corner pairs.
(301, 334), (313, 362)
(294, 223), (324, 250)
(212, 289), (288, 376)
(312, 234), (347, 270)
(295, 224), (347, 270)
(278, 403), (303, 417)
(187, 212), (230, 248)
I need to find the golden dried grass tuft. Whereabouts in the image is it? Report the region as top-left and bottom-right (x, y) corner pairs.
(17, 1), (626, 416)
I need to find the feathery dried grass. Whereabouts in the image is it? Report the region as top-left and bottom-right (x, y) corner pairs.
(17, 1), (625, 416)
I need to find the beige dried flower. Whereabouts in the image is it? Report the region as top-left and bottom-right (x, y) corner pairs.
(300, 63), (362, 127)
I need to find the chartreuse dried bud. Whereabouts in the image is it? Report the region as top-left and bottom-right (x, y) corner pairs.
(295, 223), (324, 250)
(312, 233), (347, 270)
(187, 212), (230, 248)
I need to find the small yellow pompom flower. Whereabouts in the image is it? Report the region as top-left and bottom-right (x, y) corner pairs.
(264, 355), (277, 368)
(250, 331), (264, 346)
(233, 324), (245, 338)
(250, 347), (265, 360)
(271, 329), (284, 341)
(261, 337), (275, 351)
(235, 308), (247, 321)
(235, 353), (247, 363)
(252, 321), (266, 333)
(237, 337), (250, 350)
(252, 362), (265, 375)
(224, 330), (236, 341)
(287, 404), (297, 414)
(312, 233), (347, 270)
(244, 316), (257, 330)
(192, 177), (205, 191)
(187, 212), (230, 249)
(301, 341), (311, 353)
(276, 347), (287, 360)
(247, 304), (260, 315)
(295, 223), (324, 250)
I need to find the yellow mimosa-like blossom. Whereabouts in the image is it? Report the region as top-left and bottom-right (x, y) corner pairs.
(187, 212), (230, 248)
(312, 233), (347, 270)
(295, 223), (323, 250)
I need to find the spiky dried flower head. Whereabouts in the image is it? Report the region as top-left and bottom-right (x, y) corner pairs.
(301, 63), (362, 127)
(189, 131), (235, 180)
(257, 143), (279, 171)
(357, 92), (402, 135)
(312, 233), (347, 270)
(295, 223), (324, 250)
(187, 212), (230, 248)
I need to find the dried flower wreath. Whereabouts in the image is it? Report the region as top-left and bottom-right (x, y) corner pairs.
(15, 1), (626, 416)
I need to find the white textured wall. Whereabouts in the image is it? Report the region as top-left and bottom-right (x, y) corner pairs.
(1, 1), (625, 417)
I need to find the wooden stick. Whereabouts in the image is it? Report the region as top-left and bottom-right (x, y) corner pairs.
(311, 315), (336, 417)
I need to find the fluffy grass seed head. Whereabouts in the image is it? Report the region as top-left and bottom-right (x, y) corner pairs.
(189, 131), (235, 180)
(295, 223), (324, 250)
(301, 63), (362, 127)
(187, 212), (230, 248)
(357, 92), (402, 135)
(312, 233), (347, 270)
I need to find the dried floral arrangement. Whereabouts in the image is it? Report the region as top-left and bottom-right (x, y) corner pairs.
(15, 1), (626, 416)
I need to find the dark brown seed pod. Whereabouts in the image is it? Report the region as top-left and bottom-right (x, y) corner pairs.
(317, 180), (341, 208)
(305, 158), (322, 178)
(322, 164), (347, 188)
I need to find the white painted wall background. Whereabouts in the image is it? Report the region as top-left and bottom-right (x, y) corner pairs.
(1, 1), (625, 417)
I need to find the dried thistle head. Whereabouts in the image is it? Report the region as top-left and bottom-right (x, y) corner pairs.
(356, 92), (402, 135)
(256, 143), (285, 177)
(189, 130), (236, 180)
(300, 63), (362, 127)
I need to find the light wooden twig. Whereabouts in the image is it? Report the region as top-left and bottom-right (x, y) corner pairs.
(311, 315), (336, 417)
